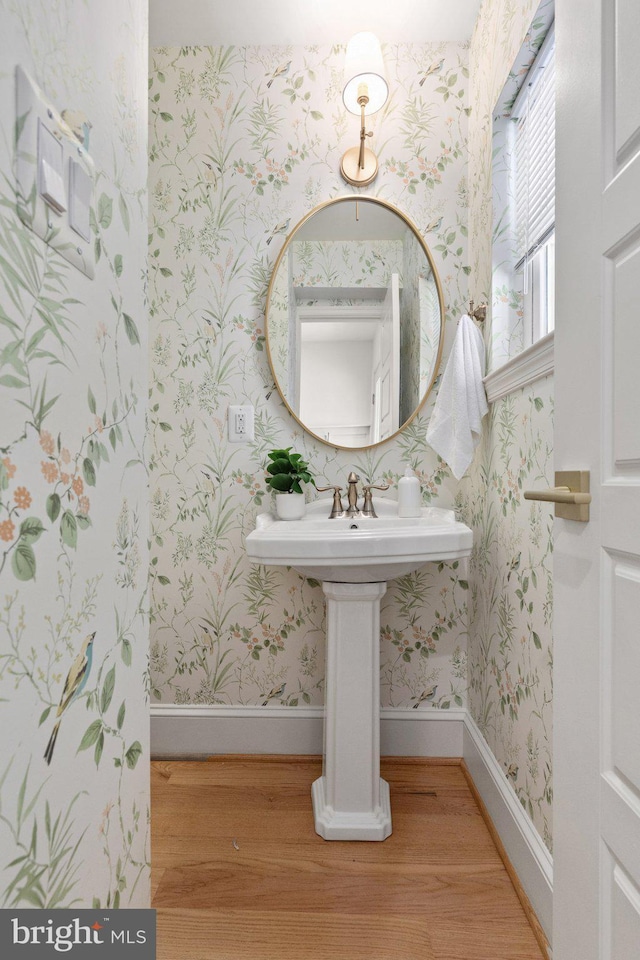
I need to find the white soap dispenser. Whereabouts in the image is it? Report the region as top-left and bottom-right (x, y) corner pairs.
(397, 466), (422, 517)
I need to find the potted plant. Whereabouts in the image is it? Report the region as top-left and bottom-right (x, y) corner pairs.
(265, 447), (315, 520)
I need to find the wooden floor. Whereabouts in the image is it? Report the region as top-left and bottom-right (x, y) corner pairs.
(151, 757), (547, 960)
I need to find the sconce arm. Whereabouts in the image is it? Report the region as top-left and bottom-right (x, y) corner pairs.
(358, 100), (373, 171)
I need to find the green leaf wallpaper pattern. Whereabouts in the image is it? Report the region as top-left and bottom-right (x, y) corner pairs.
(0, 0), (555, 902)
(0, 0), (150, 906)
(464, 0), (555, 852)
(148, 40), (472, 712)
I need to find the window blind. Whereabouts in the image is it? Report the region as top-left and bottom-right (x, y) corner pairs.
(514, 32), (555, 267)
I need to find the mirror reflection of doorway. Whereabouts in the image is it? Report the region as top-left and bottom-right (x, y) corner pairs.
(265, 196), (445, 450)
(297, 275), (400, 445)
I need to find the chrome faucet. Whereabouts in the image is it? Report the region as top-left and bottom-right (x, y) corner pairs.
(318, 473), (389, 519)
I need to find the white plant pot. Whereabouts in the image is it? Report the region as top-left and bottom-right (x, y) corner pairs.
(275, 492), (305, 520)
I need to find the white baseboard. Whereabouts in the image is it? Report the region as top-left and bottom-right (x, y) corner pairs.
(150, 703), (552, 943)
(462, 713), (553, 942)
(150, 703), (466, 757)
(151, 704), (323, 757)
(381, 708), (465, 756)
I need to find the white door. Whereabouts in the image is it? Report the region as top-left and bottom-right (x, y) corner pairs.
(554, 2), (640, 957)
(371, 273), (400, 442)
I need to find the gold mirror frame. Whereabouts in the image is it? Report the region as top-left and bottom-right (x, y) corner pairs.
(264, 195), (446, 451)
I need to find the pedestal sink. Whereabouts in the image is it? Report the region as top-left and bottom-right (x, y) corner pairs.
(246, 497), (473, 841)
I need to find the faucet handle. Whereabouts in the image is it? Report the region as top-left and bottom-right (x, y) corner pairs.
(316, 485), (344, 519)
(361, 482), (390, 518)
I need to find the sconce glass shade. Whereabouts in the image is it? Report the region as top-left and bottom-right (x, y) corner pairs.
(342, 32), (389, 116)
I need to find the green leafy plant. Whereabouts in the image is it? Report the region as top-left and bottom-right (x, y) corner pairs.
(265, 448), (315, 495)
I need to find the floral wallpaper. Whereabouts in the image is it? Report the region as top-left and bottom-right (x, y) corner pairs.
(0, 0), (149, 907)
(291, 239), (404, 288)
(148, 9), (555, 854)
(0, 0), (558, 909)
(462, 0), (555, 850)
(148, 41), (471, 712)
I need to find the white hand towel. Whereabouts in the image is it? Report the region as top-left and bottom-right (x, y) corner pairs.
(426, 314), (488, 480)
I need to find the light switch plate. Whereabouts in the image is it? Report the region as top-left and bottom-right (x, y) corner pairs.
(38, 120), (66, 213)
(16, 65), (95, 279)
(69, 159), (92, 242)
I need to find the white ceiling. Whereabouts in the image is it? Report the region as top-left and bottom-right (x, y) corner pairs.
(150, 0), (482, 47)
(302, 320), (379, 343)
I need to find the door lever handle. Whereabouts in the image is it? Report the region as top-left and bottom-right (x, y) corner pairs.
(523, 487), (591, 505)
(524, 471), (591, 521)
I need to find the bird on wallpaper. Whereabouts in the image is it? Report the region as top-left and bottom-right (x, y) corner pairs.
(418, 58), (445, 86)
(425, 215), (443, 234)
(266, 61), (291, 88)
(412, 684), (438, 709)
(203, 314), (218, 340)
(266, 218), (290, 245)
(44, 632), (96, 765)
(201, 472), (217, 499)
(507, 552), (522, 581)
(61, 108), (92, 151)
(262, 682), (286, 706)
(202, 160), (219, 190)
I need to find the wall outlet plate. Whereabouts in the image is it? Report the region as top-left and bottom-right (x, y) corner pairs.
(15, 65), (95, 279)
(228, 404), (255, 442)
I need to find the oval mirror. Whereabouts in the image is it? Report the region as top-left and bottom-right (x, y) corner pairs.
(265, 196), (445, 450)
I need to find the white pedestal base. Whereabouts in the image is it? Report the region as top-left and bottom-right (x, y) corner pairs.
(312, 774), (392, 841)
(314, 581), (392, 841)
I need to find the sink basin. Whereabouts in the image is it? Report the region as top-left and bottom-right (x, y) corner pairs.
(246, 495), (473, 841)
(246, 497), (473, 583)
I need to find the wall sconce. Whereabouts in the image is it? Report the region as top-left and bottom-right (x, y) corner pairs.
(341, 32), (388, 187)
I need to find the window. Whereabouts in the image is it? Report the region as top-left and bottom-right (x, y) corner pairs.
(488, 9), (555, 396)
(513, 26), (555, 344)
